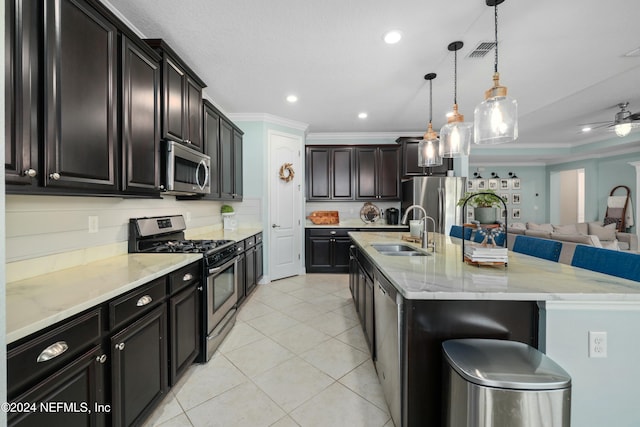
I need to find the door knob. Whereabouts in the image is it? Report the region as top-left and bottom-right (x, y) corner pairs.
(272, 224), (281, 228)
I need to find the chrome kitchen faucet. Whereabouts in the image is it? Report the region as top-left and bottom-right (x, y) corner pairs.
(401, 205), (436, 252)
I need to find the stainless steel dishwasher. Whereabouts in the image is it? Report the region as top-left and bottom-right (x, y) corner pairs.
(374, 273), (403, 427)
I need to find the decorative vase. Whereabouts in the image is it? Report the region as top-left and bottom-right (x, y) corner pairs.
(474, 207), (497, 224)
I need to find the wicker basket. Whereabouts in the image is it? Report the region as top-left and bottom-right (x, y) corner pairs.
(307, 211), (340, 225)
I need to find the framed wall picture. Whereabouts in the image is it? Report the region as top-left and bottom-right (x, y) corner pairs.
(466, 207), (474, 220)
(467, 179), (476, 191)
(512, 178), (521, 189)
(500, 179), (510, 190)
(500, 193), (509, 204)
(477, 179), (487, 190)
(488, 179), (499, 190)
(501, 209), (508, 218)
(512, 208), (521, 219)
(511, 193), (521, 204)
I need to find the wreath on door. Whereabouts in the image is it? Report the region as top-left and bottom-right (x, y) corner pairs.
(279, 163), (295, 182)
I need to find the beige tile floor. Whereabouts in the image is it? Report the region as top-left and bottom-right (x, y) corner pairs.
(143, 274), (393, 427)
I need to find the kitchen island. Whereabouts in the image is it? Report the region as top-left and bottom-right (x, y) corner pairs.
(349, 231), (640, 427)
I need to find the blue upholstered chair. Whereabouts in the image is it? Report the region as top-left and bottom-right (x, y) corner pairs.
(512, 235), (562, 262)
(571, 245), (640, 282)
(450, 225), (472, 240)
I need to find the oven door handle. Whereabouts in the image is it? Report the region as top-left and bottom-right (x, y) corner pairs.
(208, 257), (238, 275)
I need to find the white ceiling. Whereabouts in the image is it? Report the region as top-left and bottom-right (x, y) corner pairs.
(107, 0), (640, 163)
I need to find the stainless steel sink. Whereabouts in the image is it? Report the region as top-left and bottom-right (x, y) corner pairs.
(371, 244), (429, 256)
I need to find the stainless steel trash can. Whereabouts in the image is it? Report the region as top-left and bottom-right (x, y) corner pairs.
(443, 339), (571, 427)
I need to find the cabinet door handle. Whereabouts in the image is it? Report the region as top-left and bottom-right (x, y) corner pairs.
(49, 172), (61, 180)
(136, 295), (153, 306)
(96, 354), (107, 364)
(23, 168), (37, 177)
(115, 342), (125, 351)
(182, 273), (193, 281)
(272, 224), (281, 228)
(37, 341), (69, 363)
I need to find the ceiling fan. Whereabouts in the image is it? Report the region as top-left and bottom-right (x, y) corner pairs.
(580, 102), (640, 137)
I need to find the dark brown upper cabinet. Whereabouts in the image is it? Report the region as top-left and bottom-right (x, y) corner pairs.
(43, 0), (118, 192)
(121, 36), (162, 195)
(219, 116), (243, 200)
(396, 137), (453, 177)
(145, 39), (206, 152)
(355, 146), (400, 200)
(5, 0), (40, 188)
(202, 100), (222, 199)
(306, 146), (354, 201)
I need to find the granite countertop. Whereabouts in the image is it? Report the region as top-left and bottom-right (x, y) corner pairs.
(349, 231), (640, 301)
(306, 218), (409, 229)
(6, 228), (263, 344)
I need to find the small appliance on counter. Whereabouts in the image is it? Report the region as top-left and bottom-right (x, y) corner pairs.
(385, 207), (399, 225)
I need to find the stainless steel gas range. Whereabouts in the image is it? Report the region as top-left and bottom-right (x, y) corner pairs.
(129, 215), (238, 362)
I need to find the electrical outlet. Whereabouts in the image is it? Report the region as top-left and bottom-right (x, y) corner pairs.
(589, 331), (607, 358)
(88, 216), (99, 233)
(185, 211), (192, 222)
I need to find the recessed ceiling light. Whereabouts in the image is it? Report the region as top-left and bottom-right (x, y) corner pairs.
(582, 127), (592, 132)
(286, 95), (298, 103)
(358, 112), (368, 119)
(383, 30), (402, 45)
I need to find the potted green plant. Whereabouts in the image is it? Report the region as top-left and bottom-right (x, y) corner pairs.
(457, 189), (503, 224)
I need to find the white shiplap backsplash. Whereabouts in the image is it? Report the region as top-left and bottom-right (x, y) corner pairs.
(6, 195), (263, 282)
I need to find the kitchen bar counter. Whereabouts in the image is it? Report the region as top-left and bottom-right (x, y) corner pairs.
(6, 228), (262, 344)
(349, 231), (640, 301)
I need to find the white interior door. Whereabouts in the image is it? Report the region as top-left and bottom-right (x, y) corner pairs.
(268, 130), (302, 281)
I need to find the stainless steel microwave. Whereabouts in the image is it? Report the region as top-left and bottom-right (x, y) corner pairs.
(163, 140), (211, 195)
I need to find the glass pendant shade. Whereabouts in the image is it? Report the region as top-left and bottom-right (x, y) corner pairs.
(474, 73), (518, 144)
(418, 123), (442, 167)
(439, 104), (472, 157)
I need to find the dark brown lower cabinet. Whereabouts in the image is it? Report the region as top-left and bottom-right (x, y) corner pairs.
(237, 250), (247, 304)
(110, 305), (168, 427)
(305, 229), (353, 273)
(168, 283), (200, 385)
(8, 345), (106, 427)
(255, 242), (263, 283)
(245, 246), (256, 295)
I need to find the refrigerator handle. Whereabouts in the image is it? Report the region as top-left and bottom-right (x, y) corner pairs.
(438, 187), (444, 234)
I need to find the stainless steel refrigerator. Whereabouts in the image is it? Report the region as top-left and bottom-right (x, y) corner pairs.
(401, 176), (466, 235)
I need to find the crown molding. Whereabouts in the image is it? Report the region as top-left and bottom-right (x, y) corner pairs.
(227, 113), (309, 132)
(306, 131), (423, 141)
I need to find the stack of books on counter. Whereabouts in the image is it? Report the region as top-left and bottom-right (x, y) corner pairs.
(464, 245), (508, 264)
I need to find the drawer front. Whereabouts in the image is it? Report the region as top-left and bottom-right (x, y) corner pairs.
(7, 308), (103, 397)
(109, 277), (167, 330)
(235, 240), (246, 253)
(308, 228), (352, 238)
(244, 236), (256, 248)
(168, 261), (201, 295)
(255, 232), (263, 244)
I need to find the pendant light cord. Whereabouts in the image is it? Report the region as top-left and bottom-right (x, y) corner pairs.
(429, 79), (433, 124)
(494, 3), (499, 73)
(453, 49), (458, 105)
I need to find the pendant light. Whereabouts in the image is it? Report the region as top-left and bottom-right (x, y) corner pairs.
(439, 41), (472, 158)
(418, 73), (443, 167)
(474, 0), (518, 145)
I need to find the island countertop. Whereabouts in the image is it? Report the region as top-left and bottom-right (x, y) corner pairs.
(349, 231), (640, 301)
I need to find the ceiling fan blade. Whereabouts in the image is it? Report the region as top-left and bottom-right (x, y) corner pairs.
(628, 113), (640, 121)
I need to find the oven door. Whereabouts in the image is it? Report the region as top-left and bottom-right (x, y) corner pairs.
(206, 256), (238, 335)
